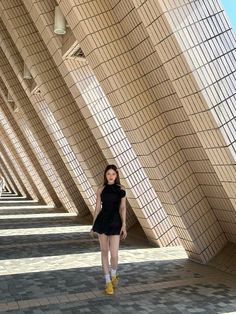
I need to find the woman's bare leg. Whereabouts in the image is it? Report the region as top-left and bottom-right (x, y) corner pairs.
(98, 234), (110, 276)
(109, 235), (120, 271)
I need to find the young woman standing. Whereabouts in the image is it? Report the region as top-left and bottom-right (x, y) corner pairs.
(91, 165), (127, 295)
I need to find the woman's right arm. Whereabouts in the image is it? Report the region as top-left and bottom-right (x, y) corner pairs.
(92, 186), (102, 228)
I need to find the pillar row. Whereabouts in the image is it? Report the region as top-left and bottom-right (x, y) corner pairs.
(0, 24), (89, 215)
(133, 0), (236, 244)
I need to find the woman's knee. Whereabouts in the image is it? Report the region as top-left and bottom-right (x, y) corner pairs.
(101, 249), (109, 258)
(110, 251), (118, 261)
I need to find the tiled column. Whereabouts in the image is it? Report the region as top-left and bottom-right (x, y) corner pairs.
(0, 151), (22, 195)
(0, 126), (33, 199)
(0, 1), (108, 218)
(22, 0), (138, 232)
(1, 0), (234, 262)
(133, 0), (236, 244)
(0, 155), (18, 194)
(30, 92), (97, 216)
(0, 24), (89, 215)
(0, 64), (63, 206)
(56, 0), (229, 262)
(25, 0), (180, 246)
(0, 91), (60, 206)
(0, 63), (59, 204)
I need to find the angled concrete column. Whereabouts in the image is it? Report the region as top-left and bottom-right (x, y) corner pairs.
(0, 131), (32, 198)
(54, 0), (230, 262)
(133, 0), (236, 245)
(1, 0), (235, 264)
(21, 0), (139, 234)
(0, 150), (25, 196)
(0, 92), (59, 205)
(0, 2), (127, 223)
(0, 7), (106, 217)
(0, 156), (18, 194)
(20, 0), (180, 247)
(0, 26), (89, 215)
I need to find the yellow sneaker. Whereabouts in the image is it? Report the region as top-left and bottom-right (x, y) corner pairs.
(111, 275), (119, 288)
(105, 281), (114, 295)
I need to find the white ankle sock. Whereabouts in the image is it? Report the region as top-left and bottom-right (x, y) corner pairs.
(105, 274), (111, 283)
(111, 268), (117, 277)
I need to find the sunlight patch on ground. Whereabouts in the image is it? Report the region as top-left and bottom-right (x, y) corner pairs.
(0, 213), (77, 219)
(0, 246), (187, 275)
(0, 225), (91, 236)
(0, 205), (56, 210)
(0, 197), (28, 201)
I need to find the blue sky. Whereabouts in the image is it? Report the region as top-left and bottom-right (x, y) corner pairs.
(220, 0), (236, 30)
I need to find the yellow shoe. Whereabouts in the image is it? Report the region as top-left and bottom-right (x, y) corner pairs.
(105, 281), (114, 295)
(111, 275), (119, 288)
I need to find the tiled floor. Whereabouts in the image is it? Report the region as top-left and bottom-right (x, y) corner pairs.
(0, 192), (236, 313)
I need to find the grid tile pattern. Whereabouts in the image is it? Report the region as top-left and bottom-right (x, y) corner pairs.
(0, 126), (33, 199)
(133, 0), (236, 247)
(0, 195), (235, 314)
(0, 141), (25, 196)
(57, 0), (233, 261)
(26, 0), (180, 245)
(23, 0), (138, 230)
(0, 25), (89, 214)
(0, 0), (116, 218)
(0, 0), (235, 264)
(0, 95), (55, 205)
(0, 157), (16, 194)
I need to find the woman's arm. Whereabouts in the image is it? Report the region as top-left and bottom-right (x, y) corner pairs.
(119, 186), (127, 239)
(92, 186), (103, 228)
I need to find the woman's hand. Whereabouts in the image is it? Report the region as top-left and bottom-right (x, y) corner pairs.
(120, 225), (127, 240)
(90, 228), (94, 238)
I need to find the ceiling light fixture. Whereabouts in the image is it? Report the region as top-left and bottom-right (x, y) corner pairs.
(54, 6), (66, 35)
(7, 92), (14, 103)
(23, 63), (32, 80)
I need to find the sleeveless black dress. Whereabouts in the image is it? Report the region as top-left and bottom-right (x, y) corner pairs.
(92, 183), (126, 235)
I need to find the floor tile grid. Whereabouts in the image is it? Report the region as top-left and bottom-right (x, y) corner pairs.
(0, 194), (235, 314)
(0, 275), (224, 312)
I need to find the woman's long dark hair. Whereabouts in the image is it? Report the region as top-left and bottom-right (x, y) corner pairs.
(103, 164), (121, 185)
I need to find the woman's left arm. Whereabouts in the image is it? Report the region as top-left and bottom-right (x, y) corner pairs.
(119, 187), (127, 240)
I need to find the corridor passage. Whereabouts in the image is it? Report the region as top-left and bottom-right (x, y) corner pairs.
(0, 192), (235, 314)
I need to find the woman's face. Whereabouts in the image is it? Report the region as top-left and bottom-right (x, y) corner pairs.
(106, 169), (117, 183)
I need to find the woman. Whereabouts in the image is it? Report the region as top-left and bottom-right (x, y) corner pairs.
(91, 164), (127, 295)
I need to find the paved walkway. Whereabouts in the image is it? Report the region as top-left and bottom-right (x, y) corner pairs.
(0, 192), (235, 313)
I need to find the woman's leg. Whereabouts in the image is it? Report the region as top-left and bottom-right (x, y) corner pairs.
(98, 234), (114, 294)
(109, 235), (120, 273)
(98, 234), (110, 277)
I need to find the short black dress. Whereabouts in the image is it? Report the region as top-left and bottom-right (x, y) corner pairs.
(92, 183), (126, 235)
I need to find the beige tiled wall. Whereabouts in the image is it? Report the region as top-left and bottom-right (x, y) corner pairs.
(1, 0), (138, 230)
(0, 119), (35, 199)
(0, 1), (104, 216)
(0, 19), (90, 214)
(25, 0), (179, 246)
(56, 0), (231, 262)
(133, 0), (236, 244)
(0, 143), (23, 195)
(26, 0), (138, 230)
(0, 47), (78, 210)
(0, 0), (235, 264)
(0, 94), (56, 204)
(0, 160), (15, 194)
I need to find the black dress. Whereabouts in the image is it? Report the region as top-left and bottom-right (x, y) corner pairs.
(92, 183), (126, 235)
